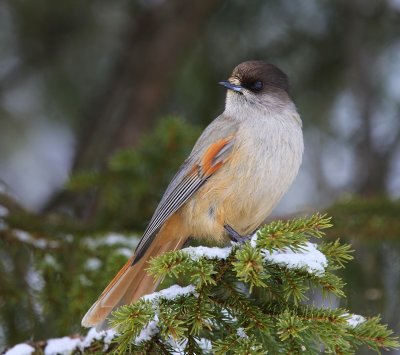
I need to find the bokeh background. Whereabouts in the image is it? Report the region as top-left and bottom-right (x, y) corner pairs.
(0, 0), (399, 353)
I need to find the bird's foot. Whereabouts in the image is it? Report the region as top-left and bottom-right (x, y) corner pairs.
(224, 225), (251, 244)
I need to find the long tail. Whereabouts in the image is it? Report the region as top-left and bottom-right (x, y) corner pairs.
(81, 216), (188, 329)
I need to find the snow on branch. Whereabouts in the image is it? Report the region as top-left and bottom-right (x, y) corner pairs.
(4, 328), (116, 355)
(142, 284), (197, 302)
(182, 240), (327, 276)
(259, 241), (328, 275)
(5, 214), (399, 354)
(182, 246), (232, 260)
(4, 344), (35, 355)
(344, 313), (366, 328)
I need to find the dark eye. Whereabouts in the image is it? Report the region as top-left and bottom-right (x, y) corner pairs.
(250, 80), (264, 92)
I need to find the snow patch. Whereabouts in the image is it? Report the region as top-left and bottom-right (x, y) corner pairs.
(5, 343), (35, 355)
(136, 285), (197, 344)
(250, 232), (258, 248)
(85, 258), (102, 271)
(13, 229), (59, 249)
(135, 315), (159, 344)
(7, 329), (117, 355)
(80, 328), (116, 351)
(237, 327), (248, 339)
(26, 267), (44, 292)
(102, 328), (117, 346)
(117, 247), (134, 258)
(197, 338), (212, 352)
(168, 337), (186, 354)
(44, 337), (81, 355)
(80, 328), (104, 349)
(183, 246), (232, 260)
(168, 337), (212, 354)
(344, 313), (366, 327)
(102, 233), (138, 246)
(142, 284), (197, 302)
(87, 233), (138, 248)
(252, 236), (327, 275)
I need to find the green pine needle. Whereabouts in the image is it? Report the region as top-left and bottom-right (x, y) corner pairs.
(109, 214), (399, 354)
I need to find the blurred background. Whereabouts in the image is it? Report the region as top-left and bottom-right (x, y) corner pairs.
(0, 0), (399, 353)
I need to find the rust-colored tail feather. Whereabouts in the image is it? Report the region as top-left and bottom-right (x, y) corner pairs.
(81, 220), (188, 329)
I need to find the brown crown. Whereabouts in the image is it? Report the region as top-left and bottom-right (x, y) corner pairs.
(231, 60), (290, 94)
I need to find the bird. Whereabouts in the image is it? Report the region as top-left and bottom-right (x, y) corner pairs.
(82, 60), (304, 329)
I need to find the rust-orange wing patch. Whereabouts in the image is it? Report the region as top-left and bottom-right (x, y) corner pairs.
(133, 136), (234, 264)
(200, 137), (234, 177)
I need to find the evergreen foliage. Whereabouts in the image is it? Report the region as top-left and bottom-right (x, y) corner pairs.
(67, 117), (201, 231)
(0, 117), (200, 347)
(327, 198), (400, 242)
(2, 210), (399, 354)
(1, 119), (399, 353)
(107, 214), (398, 354)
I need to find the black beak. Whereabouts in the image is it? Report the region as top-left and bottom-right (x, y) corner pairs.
(218, 80), (243, 93)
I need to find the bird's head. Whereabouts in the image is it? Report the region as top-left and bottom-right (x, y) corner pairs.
(220, 60), (291, 115)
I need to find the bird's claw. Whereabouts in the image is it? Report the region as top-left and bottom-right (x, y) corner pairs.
(224, 224), (250, 244)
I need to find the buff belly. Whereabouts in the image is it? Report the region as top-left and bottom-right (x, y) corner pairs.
(181, 142), (301, 243)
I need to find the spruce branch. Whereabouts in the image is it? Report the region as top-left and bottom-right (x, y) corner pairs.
(110, 301), (156, 353)
(9, 214), (395, 354)
(5, 214), (398, 354)
(348, 316), (400, 353)
(255, 213), (332, 252)
(318, 238), (354, 269)
(232, 243), (269, 291)
(6, 213), (398, 354)
(104, 213), (397, 354)
(213, 332), (264, 355)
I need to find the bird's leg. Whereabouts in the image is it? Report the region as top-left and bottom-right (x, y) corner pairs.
(224, 224), (251, 244)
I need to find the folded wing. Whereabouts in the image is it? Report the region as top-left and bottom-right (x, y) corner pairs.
(133, 136), (235, 263)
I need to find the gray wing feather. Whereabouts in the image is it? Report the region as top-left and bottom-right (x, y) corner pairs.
(132, 116), (238, 264)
